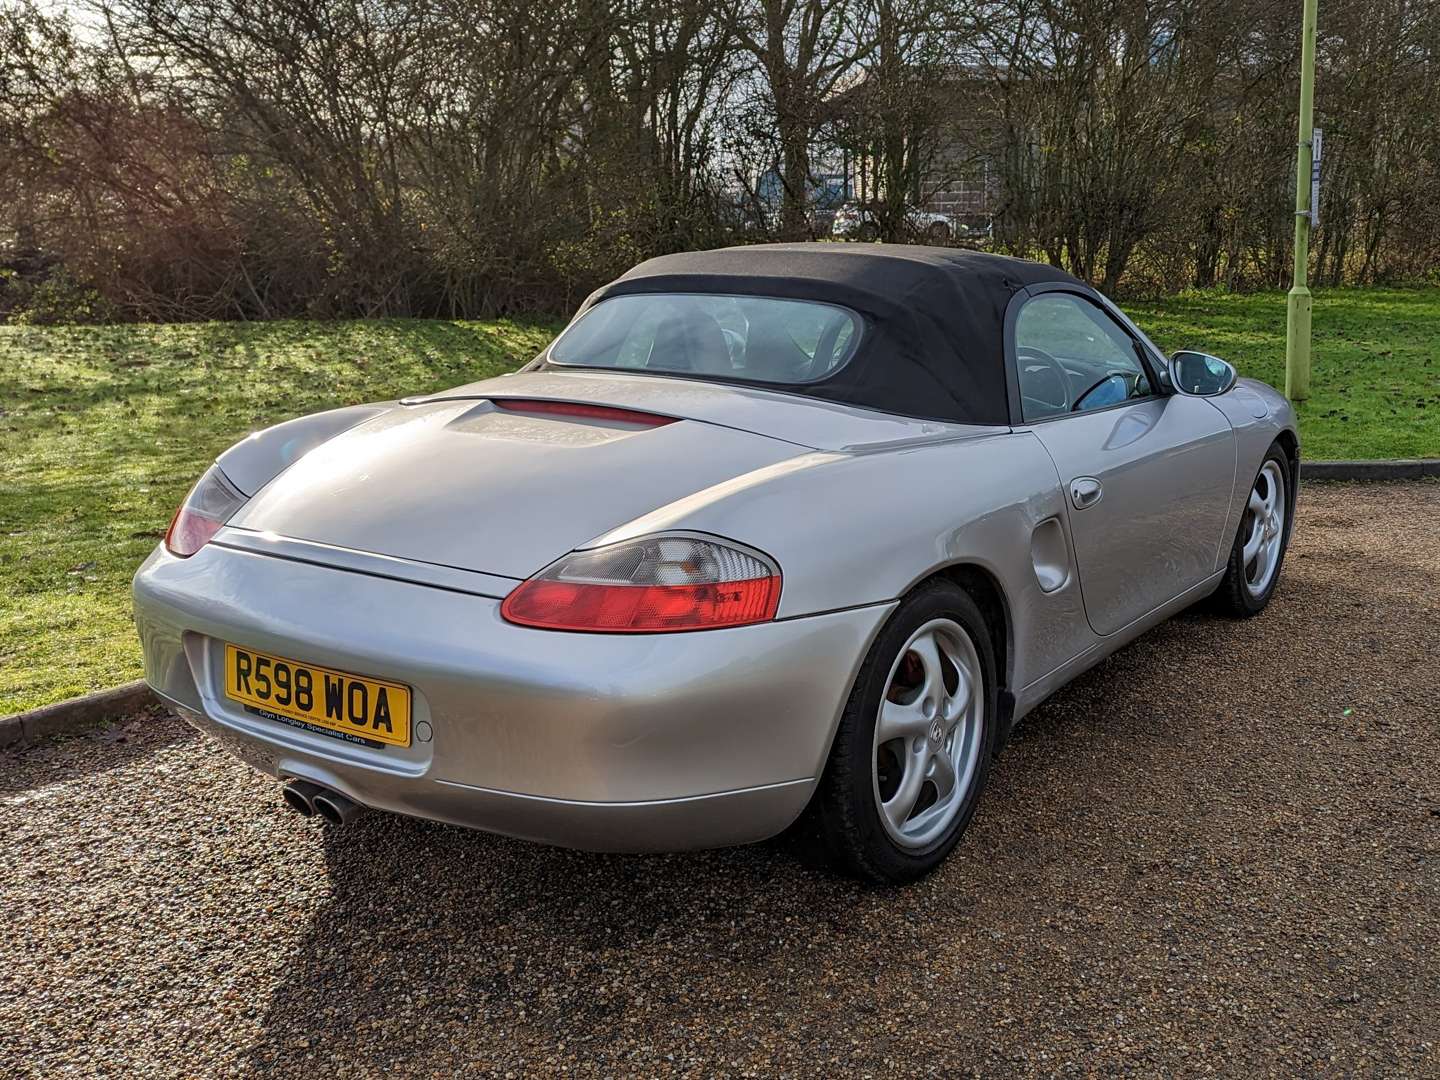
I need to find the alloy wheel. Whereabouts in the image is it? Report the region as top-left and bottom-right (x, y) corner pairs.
(1242, 460), (1287, 597)
(871, 618), (985, 850)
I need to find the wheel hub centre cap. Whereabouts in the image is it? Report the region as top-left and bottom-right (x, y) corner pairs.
(929, 720), (945, 747)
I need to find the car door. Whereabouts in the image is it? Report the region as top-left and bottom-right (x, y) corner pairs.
(1008, 287), (1235, 637)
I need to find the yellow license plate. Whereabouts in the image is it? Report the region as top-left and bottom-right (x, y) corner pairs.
(224, 644), (412, 748)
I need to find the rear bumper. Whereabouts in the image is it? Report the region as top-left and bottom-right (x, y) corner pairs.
(133, 540), (891, 851)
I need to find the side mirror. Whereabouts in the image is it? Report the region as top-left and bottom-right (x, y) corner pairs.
(1169, 351), (1237, 397)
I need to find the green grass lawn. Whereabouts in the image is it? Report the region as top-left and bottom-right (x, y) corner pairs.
(0, 318), (559, 714)
(1, 287), (1436, 714)
(1129, 287), (1440, 460)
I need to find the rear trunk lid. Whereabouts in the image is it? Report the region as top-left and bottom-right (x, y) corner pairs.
(227, 396), (807, 579)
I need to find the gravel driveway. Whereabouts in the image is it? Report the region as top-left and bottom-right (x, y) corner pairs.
(3, 481), (1437, 1077)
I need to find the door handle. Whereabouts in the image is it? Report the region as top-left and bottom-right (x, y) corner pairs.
(1070, 477), (1103, 509)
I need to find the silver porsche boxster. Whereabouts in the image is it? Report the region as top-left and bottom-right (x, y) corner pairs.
(134, 244), (1297, 883)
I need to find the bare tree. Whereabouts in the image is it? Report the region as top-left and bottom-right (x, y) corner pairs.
(727, 0), (874, 238)
(4, 0), (1440, 321)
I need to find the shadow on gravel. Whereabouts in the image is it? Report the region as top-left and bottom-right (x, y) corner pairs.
(244, 810), (866, 1070)
(0, 706), (193, 797)
(242, 621), (1174, 1073)
(240, 516), (1440, 1073)
(237, 599), (1243, 1072)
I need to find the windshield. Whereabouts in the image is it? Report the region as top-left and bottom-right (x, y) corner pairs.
(548, 293), (862, 385)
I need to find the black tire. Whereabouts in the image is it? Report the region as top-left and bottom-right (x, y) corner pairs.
(926, 221), (950, 243)
(1212, 441), (1294, 617)
(809, 580), (998, 884)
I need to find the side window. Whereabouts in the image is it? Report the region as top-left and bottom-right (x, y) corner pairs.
(1014, 294), (1153, 422)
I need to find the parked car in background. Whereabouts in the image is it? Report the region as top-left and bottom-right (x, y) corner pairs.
(832, 202), (961, 242)
(134, 244), (1298, 884)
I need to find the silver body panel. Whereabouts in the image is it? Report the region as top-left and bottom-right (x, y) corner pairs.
(1023, 395), (1234, 635)
(134, 316), (1297, 852)
(227, 396), (805, 581)
(217, 403), (394, 496)
(134, 541), (890, 850)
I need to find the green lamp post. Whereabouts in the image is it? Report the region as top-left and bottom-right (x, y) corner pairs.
(1285, 0), (1319, 402)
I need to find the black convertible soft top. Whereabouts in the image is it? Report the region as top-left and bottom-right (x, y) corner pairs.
(546, 243), (1087, 426)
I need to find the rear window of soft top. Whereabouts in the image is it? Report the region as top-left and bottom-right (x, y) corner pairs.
(548, 293), (862, 386)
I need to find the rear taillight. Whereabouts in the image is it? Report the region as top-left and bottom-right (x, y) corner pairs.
(164, 465), (248, 558)
(501, 535), (781, 632)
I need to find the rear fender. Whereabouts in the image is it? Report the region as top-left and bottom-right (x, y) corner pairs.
(216, 403), (397, 496)
(589, 429), (1096, 696)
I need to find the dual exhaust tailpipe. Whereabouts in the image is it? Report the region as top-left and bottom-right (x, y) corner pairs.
(282, 779), (365, 826)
